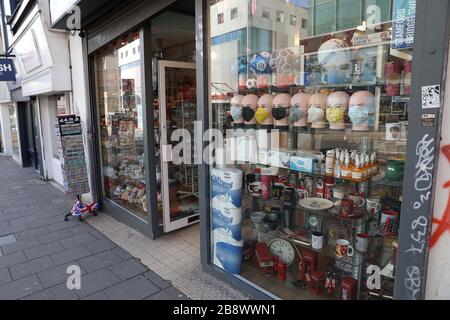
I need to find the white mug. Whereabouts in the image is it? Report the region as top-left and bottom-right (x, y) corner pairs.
(312, 232), (324, 250)
(349, 193), (365, 208)
(367, 198), (382, 215)
(356, 233), (369, 253)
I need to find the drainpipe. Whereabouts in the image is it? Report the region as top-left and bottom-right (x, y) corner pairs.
(0, 0), (9, 52)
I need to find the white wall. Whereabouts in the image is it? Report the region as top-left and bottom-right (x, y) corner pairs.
(426, 43), (450, 300)
(0, 104), (13, 155)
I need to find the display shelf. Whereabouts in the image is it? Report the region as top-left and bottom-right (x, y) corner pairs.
(372, 178), (403, 188)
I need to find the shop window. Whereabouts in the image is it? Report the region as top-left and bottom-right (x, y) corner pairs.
(208, 0), (416, 301)
(95, 31), (146, 220)
(290, 15), (297, 26)
(231, 8), (238, 20)
(8, 104), (19, 158)
(276, 10), (284, 23)
(218, 13), (224, 24)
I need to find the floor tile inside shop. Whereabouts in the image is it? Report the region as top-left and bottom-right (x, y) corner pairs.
(87, 215), (249, 300)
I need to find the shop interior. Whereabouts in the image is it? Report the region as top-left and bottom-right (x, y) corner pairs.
(210, 0), (412, 300)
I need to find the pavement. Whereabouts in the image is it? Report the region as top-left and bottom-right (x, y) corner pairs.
(0, 155), (249, 300)
(0, 155), (188, 300)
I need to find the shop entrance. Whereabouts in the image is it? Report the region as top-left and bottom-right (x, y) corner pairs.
(158, 61), (198, 233)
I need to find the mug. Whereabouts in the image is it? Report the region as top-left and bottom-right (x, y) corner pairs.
(366, 198), (382, 215)
(336, 239), (354, 258)
(339, 199), (354, 217)
(381, 210), (400, 234)
(247, 182), (262, 197)
(349, 193), (366, 208)
(312, 232), (324, 250)
(356, 233), (369, 253)
(296, 187), (310, 202)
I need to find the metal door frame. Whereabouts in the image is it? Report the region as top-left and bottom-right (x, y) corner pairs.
(158, 60), (198, 233)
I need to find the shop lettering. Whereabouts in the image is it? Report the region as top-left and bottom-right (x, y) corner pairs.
(0, 63), (13, 72)
(413, 134), (435, 209)
(366, 5), (381, 29)
(211, 176), (233, 190)
(212, 208), (233, 226)
(366, 265), (381, 290)
(173, 304), (208, 318)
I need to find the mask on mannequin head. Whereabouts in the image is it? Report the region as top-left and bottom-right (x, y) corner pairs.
(255, 107), (271, 124)
(272, 107), (288, 121)
(242, 107), (256, 122)
(230, 105), (243, 122)
(289, 107), (305, 123)
(308, 106), (325, 123)
(348, 106), (370, 125)
(326, 107), (345, 123)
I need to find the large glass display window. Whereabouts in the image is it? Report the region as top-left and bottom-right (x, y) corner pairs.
(208, 0), (416, 300)
(95, 31), (147, 220)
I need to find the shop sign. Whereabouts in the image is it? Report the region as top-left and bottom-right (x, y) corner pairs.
(352, 31), (390, 46)
(0, 59), (16, 82)
(15, 29), (42, 73)
(391, 0), (416, 50)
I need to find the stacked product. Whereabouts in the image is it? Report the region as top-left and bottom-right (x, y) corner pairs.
(211, 168), (244, 274)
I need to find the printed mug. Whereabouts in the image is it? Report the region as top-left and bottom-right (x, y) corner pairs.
(312, 232), (324, 250)
(349, 193), (366, 208)
(356, 233), (369, 253)
(336, 239), (354, 258)
(296, 187), (310, 202)
(366, 198), (382, 215)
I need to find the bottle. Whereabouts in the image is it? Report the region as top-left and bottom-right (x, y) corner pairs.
(371, 153), (379, 176)
(352, 157), (364, 183)
(364, 154), (371, 178)
(334, 152), (344, 179)
(341, 154), (352, 180)
(325, 150), (335, 177)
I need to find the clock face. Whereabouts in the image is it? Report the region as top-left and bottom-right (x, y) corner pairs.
(268, 239), (295, 266)
(308, 215), (319, 228)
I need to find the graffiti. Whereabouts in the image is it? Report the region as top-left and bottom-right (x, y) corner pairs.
(413, 134), (435, 210)
(405, 216), (427, 255)
(430, 145), (450, 247)
(405, 265), (421, 300)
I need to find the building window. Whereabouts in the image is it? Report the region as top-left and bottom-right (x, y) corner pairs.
(9, 104), (19, 158)
(290, 15), (297, 26)
(302, 18), (308, 29)
(217, 13), (224, 24)
(262, 7), (270, 19)
(231, 8), (238, 20)
(276, 10), (284, 23)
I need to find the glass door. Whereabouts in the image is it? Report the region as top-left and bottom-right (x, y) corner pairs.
(158, 60), (199, 233)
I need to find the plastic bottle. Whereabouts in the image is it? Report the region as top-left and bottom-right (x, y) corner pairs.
(341, 154), (352, 180)
(352, 157), (364, 183)
(325, 150), (335, 177)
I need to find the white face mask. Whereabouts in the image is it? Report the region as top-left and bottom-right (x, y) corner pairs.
(308, 106), (325, 123)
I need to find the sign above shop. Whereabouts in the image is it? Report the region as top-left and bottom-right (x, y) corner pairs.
(0, 59), (16, 82)
(391, 0), (416, 50)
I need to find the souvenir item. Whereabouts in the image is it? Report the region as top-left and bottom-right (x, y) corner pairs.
(310, 272), (326, 296)
(299, 198), (334, 211)
(308, 93), (328, 129)
(230, 95), (245, 126)
(341, 277), (358, 300)
(250, 211), (265, 225)
(261, 174), (272, 200)
(348, 91), (376, 131)
(255, 94), (274, 127)
(386, 62), (402, 96)
(268, 238), (296, 266)
(366, 198), (382, 215)
(325, 272), (337, 295)
(335, 239), (354, 258)
(326, 91), (350, 130)
(318, 39), (351, 71)
(356, 233), (369, 253)
(241, 94), (259, 126)
(277, 261), (287, 281)
(381, 210), (400, 234)
(249, 51), (272, 89)
(296, 186), (309, 202)
(311, 232), (324, 250)
(339, 199), (354, 217)
(272, 93), (292, 128)
(348, 193), (366, 208)
(270, 47), (299, 87)
(290, 92), (311, 127)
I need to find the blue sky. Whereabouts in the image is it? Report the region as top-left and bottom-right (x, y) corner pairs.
(288, 0), (309, 8)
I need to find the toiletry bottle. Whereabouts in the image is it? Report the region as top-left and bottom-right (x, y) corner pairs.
(352, 156), (364, 183)
(326, 150), (335, 177)
(341, 154), (352, 180)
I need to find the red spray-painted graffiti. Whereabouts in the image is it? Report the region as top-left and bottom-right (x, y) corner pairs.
(430, 145), (450, 247)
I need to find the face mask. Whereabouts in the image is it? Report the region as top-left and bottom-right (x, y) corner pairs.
(348, 106), (369, 125)
(326, 106), (345, 124)
(230, 105), (243, 122)
(272, 107), (288, 121)
(255, 107), (270, 124)
(242, 106), (256, 122)
(289, 107), (305, 123)
(308, 106), (324, 123)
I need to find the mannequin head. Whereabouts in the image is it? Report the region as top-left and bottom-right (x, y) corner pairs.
(230, 95), (245, 125)
(290, 92), (311, 127)
(255, 94), (274, 127)
(308, 93), (328, 129)
(272, 93), (292, 128)
(326, 91), (350, 130)
(241, 94), (259, 126)
(348, 91), (376, 131)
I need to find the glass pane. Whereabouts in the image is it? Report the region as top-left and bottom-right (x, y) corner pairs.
(208, 0), (416, 300)
(9, 104), (19, 158)
(96, 31), (148, 220)
(164, 67), (198, 223)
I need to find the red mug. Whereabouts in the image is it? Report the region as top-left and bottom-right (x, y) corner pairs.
(339, 199), (354, 217)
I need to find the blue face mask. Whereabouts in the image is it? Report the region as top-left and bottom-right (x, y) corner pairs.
(289, 107), (305, 123)
(230, 105), (243, 122)
(348, 106), (370, 125)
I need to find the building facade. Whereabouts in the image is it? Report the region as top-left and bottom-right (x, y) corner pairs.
(0, 0), (446, 300)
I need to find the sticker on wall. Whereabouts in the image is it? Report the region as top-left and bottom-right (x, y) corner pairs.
(421, 114), (436, 128)
(421, 85), (441, 109)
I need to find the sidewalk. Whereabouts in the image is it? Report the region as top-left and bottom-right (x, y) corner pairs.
(0, 156), (187, 300)
(0, 156), (248, 300)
